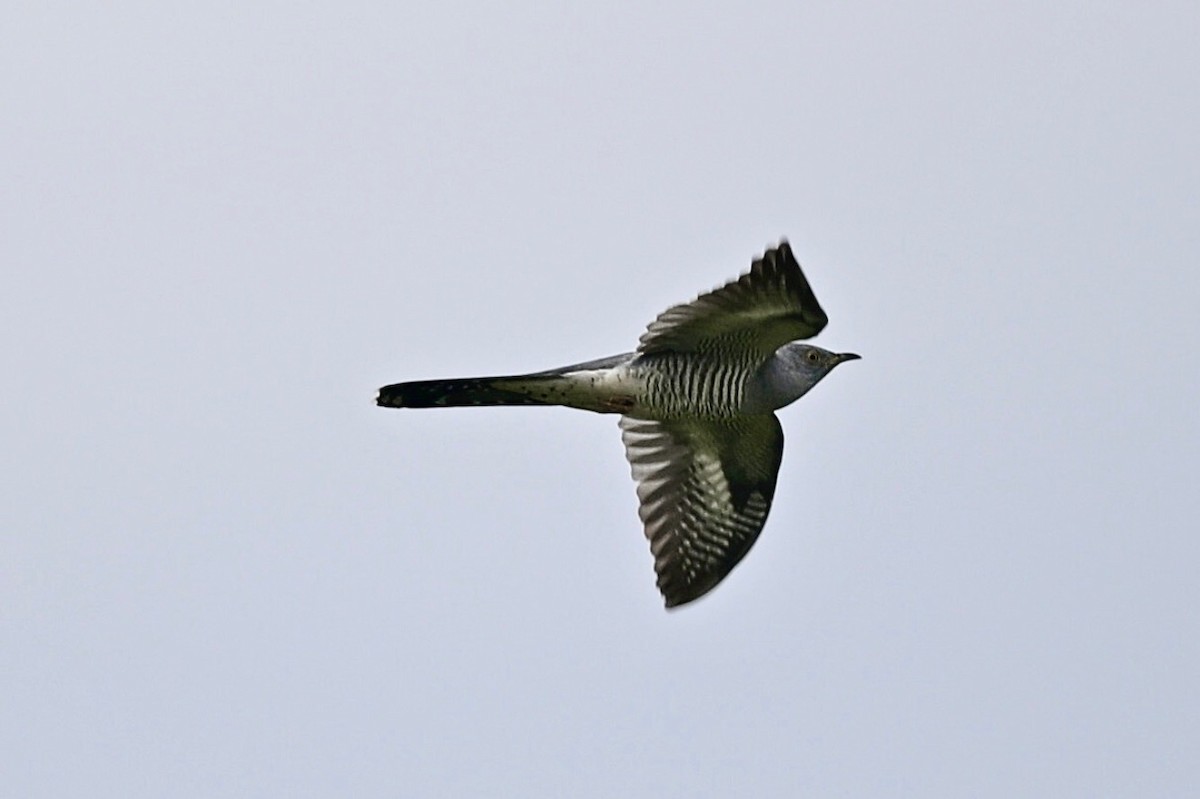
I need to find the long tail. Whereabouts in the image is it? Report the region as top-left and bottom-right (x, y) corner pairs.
(376, 375), (565, 409)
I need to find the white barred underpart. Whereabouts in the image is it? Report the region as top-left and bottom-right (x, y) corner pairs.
(630, 351), (760, 418)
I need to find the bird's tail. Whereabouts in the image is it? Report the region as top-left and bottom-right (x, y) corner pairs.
(376, 375), (566, 409)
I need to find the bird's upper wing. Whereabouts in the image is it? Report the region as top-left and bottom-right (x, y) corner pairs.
(636, 240), (828, 358)
(619, 413), (785, 608)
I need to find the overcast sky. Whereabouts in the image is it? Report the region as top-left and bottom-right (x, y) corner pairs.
(4, 3), (1198, 797)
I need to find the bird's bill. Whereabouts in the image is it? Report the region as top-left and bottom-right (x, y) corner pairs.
(835, 352), (861, 363)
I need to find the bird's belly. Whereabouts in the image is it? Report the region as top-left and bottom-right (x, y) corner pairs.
(625, 356), (754, 419)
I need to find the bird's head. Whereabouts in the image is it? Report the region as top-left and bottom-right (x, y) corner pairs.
(746, 343), (860, 412)
(779, 343), (861, 377)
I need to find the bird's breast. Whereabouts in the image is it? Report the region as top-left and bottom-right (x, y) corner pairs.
(625, 354), (758, 419)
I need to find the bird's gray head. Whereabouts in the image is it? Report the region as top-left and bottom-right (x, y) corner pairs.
(745, 343), (860, 413)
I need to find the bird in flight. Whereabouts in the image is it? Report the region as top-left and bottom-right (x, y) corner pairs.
(377, 241), (858, 608)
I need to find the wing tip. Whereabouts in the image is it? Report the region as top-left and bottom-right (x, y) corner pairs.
(659, 580), (717, 609)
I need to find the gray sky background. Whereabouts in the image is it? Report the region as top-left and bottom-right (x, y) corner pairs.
(4, 3), (1198, 796)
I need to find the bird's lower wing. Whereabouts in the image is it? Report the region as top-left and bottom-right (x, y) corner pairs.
(618, 414), (785, 608)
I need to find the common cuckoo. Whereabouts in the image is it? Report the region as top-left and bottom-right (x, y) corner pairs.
(377, 241), (858, 608)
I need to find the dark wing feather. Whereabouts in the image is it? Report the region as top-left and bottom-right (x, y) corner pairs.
(619, 414), (785, 608)
(637, 240), (828, 358)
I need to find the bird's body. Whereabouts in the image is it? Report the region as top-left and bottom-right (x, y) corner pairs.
(385, 352), (761, 417)
(378, 241), (858, 608)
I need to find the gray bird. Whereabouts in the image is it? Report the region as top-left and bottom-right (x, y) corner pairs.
(377, 241), (858, 608)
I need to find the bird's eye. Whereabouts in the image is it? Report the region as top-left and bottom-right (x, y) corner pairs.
(806, 351), (820, 363)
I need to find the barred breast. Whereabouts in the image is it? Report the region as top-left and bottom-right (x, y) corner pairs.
(627, 352), (762, 419)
